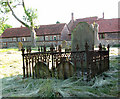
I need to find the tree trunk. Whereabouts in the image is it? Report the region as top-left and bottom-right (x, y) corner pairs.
(30, 27), (36, 47)
(7, 0), (37, 47)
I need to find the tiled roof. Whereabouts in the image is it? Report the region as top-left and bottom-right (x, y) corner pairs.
(76, 17), (98, 24)
(36, 23), (66, 36)
(69, 17), (98, 31)
(2, 23), (66, 38)
(2, 27), (31, 38)
(69, 17), (120, 33)
(96, 18), (120, 33)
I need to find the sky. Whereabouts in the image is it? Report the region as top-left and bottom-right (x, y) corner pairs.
(5, 0), (120, 28)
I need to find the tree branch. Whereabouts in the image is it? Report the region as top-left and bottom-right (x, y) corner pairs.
(22, 0), (33, 27)
(12, 3), (22, 9)
(7, 0), (30, 28)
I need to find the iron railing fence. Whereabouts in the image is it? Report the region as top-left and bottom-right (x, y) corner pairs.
(21, 42), (110, 81)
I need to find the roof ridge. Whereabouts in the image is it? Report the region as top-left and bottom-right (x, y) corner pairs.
(76, 16), (98, 20)
(5, 23), (66, 30)
(98, 18), (120, 20)
(39, 23), (66, 26)
(6, 26), (27, 30)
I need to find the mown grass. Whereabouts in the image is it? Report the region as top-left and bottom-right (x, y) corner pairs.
(0, 48), (19, 52)
(0, 47), (38, 52)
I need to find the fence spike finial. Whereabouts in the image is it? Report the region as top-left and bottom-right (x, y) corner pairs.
(85, 42), (89, 51)
(38, 46), (40, 52)
(99, 43), (102, 51)
(50, 44), (54, 52)
(92, 44), (94, 50)
(44, 45), (46, 52)
(76, 44), (79, 51)
(107, 44), (110, 51)
(58, 45), (62, 52)
(29, 47), (31, 53)
(27, 48), (29, 53)
(21, 47), (25, 54)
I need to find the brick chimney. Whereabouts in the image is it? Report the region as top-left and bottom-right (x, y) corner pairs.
(21, 25), (23, 28)
(103, 12), (104, 19)
(71, 12), (74, 21)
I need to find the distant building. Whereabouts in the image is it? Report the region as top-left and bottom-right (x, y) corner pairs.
(96, 18), (120, 46)
(68, 13), (120, 46)
(1, 23), (69, 48)
(1, 13), (120, 48)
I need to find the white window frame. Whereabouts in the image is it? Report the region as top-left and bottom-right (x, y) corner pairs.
(22, 37), (26, 41)
(50, 36), (53, 41)
(18, 38), (21, 42)
(54, 36), (56, 40)
(45, 36), (49, 41)
(13, 38), (16, 41)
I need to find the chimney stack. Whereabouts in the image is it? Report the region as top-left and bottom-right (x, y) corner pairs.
(71, 12), (74, 21)
(103, 12), (104, 19)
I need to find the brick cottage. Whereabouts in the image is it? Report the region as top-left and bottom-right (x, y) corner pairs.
(68, 13), (120, 46)
(1, 23), (69, 48)
(1, 13), (120, 48)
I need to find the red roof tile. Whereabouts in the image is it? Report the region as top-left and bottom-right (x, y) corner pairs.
(69, 17), (120, 34)
(2, 27), (31, 38)
(76, 17), (98, 24)
(36, 23), (66, 36)
(96, 18), (120, 33)
(2, 23), (66, 38)
(70, 17), (98, 31)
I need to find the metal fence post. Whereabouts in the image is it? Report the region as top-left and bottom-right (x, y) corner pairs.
(99, 43), (102, 73)
(107, 44), (110, 70)
(50, 44), (55, 76)
(44, 45), (46, 62)
(92, 44), (94, 51)
(85, 42), (90, 81)
(21, 48), (25, 78)
(38, 46), (40, 52)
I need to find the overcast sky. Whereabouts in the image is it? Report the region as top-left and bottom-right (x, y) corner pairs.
(5, 0), (120, 28)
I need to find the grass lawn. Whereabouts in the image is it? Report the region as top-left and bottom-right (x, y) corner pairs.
(0, 47), (39, 52)
(0, 48), (18, 52)
(0, 47), (120, 98)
